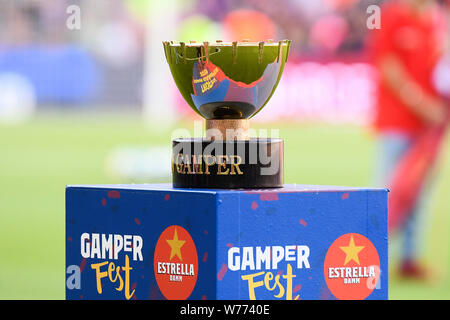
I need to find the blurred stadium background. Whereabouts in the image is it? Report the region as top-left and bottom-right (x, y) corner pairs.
(0, 0), (449, 299)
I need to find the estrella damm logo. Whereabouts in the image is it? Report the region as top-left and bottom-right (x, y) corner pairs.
(324, 233), (380, 300)
(153, 225), (198, 300)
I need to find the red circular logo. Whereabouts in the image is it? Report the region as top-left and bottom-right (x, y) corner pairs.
(324, 233), (380, 300)
(154, 225), (198, 300)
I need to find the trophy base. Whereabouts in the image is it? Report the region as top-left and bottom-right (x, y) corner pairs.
(172, 138), (283, 189)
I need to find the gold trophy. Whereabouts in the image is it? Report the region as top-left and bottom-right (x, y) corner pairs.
(163, 40), (291, 188)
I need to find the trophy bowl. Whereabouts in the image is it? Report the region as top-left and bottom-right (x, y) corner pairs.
(163, 40), (291, 189)
(163, 40), (291, 120)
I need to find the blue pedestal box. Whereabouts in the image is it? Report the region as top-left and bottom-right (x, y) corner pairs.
(65, 184), (388, 300)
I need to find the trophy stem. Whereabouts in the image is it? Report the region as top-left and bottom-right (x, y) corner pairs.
(205, 119), (250, 141)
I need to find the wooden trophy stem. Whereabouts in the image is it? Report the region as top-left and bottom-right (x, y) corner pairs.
(205, 119), (250, 141)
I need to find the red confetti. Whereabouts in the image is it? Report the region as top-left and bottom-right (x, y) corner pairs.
(107, 190), (121, 199)
(299, 219), (307, 227)
(202, 252), (208, 263)
(226, 243), (234, 248)
(164, 194), (170, 201)
(217, 264), (227, 281)
(130, 282), (138, 300)
(259, 193), (279, 201)
(251, 201), (258, 210)
(149, 287), (159, 300)
(203, 230), (208, 235)
(319, 286), (332, 300)
(101, 198), (107, 206)
(134, 218), (141, 226)
(202, 295), (207, 300)
(293, 284), (302, 293)
(79, 258), (87, 273)
(341, 193), (349, 200)
(67, 237), (72, 242)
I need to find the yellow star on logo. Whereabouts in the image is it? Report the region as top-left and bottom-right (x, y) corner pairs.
(339, 236), (365, 265)
(166, 227), (186, 261)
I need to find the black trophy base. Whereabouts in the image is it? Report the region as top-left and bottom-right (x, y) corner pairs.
(172, 138), (284, 189)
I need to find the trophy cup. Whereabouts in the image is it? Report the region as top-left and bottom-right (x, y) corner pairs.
(163, 40), (291, 188)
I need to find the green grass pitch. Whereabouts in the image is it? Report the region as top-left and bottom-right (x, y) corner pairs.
(0, 113), (449, 299)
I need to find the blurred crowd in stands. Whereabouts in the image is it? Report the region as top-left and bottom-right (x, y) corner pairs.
(0, 0), (447, 119)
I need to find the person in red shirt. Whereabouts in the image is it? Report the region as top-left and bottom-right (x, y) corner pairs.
(369, 0), (448, 280)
